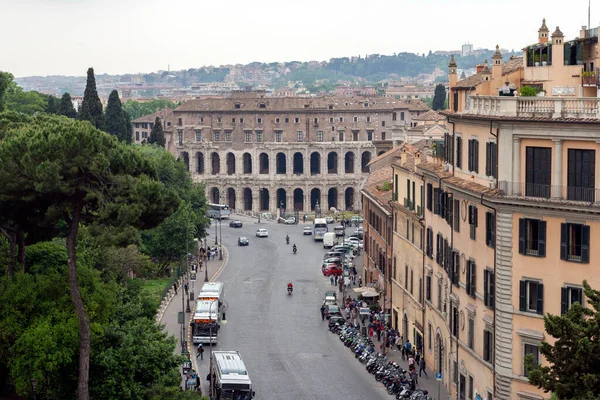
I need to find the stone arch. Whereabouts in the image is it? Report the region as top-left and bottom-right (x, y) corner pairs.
(361, 151), (372, 172)
(310, 152), (321, 175)
(211, 152), (220, 175)
(293, 188), (304, 211)
(276, 152), (286, 174)
(310, 188), (321, 211)
(243, 153), (252, 174)
(435, 328), (445, 376)
(243, 188), (252, 211)
(327, 151), (338, 174)
(293, 152), (304, 175)
(210, 187), (220, 204)
(344, 151), (355, 174)
(226, 152), (236, 175)
(345, 187), (355, 211)
(276, 188), (287, 210)
(259, 188), (269, 211)
(180, 151), (190, 172)
(327, 187), (338, 210)
(227, 188), (236, 210)
(259, 152), (269, 174)
(196, 152), (205, 174)
(378, 150), (386, 156)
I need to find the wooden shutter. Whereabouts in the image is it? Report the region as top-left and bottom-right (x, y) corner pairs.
(560, 223), (567, 260)
(473, 140), (479, 173)
(466, 261), (472, 294)
(538, 220), (547, 257)
(440, 191), (447, 218)
(483, 330), (489, 361)
(536, 283), (544, 315)
(433, 188), (440, 215)
(471, 262), (476, 297)
(456, 137), (462, 169)
(490, 271), (495, 309)
(427, 183), (433, 211)
(485, 142), (491, 176)
(582, 225), (590, 263)
(519, 280), (527, 311)
(454, 199), (460, 232)
(484, 270), (489, 306)
(518, 218), (526, 254)
(560, 287), (568, 315)
(468, 139), (473, 171)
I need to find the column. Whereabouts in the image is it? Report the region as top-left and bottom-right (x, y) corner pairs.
(270, 150), (275, 179)
(511, 137), (521, 195)
(323, 151), (328, 175)
(251, 190), (260, 213)
(340, 150), (346, 177)
(286, 191), (293, 215)
(235, 189), (243, 213)
(287, 151), (293, 177)
(552, 139), (563, 199)
(269, 188), (277, 214)
(320, 189), (327, 215)
(338, 189), (345, 211)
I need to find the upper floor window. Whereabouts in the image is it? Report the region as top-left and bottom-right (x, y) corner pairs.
(392, 112), (397, 121)
(523, 344), (540, 377)
(484, 269), (495, 309)
(485, 212), (496, 248)
(381, 121), (386, 127)
(468, 139), (479, 173)
(367, 116), (372, 122)
(400, 112), (405, 121)
(519, 279), (544, 315)
(561, 286), (583, 315)
(525, 147), (551, 198)
(560, 223), (590, 263)
(485, 142), (498, 178)
(294, 117), (299, 123)
(217, 117), (222, 123)
(367, 131), (373, 141)
(275, 132), (282, 142)
(468, 205), (478, 240)
(329, 117), (334, 123)
(450, 303), (459, 337)
(353, 116), (358, 122)
(518, 218), (546, 257)
(195, 130), (202, 142)
(317, 131), (324, 142)
(214, 131), (221, 141)
(257, 118), (263, 124)
(297, 131), (304, 142)
(275, 117), (280, 124)
(339, 117), (344, 123)
(244, 131), (252, 143)
(239, 118), (244, 124)
(284, 117), (290, 123)
(426, 275), (432, 302)
(567, 149), (596, 202)
(256, 131), (263, 143)
(456, 136), (463, 169)
(338, 131), (344, 142)
(177, 129), (183, 145)
(231, 118), (236, 124)
(224, 131), (232, 142)
(483, 329), (494, 363)
(467, 314), (474, 350)
(466, 260), (476, 298)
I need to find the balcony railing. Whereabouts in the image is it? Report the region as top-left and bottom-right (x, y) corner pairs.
(466, 96), (600, 119)
(403, 198), (415, 211)
(392, 192), (398, 201)
(498, 181), (598, 204)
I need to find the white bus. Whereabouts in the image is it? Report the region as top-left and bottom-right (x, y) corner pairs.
(199, 281), (225, 303)
(207, 203), (231, 219)
(313, 218), (328, 241)
(209, 351), (255, 399)
(191, 299), (220, 344)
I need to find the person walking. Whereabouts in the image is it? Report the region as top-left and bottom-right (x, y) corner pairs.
(173, 282), (178, 295)
(330, 276), (334, 286)
(196, 343), (204, 360)
(395, 335), (403, 352)
(184, 282), (189, 294)
(411, 368), (418, 386)
(415, 351), (421, 365)
(376, 322), (382, 341)
(419, 357), (428, 378)
(405, 339), (412, 355)
(320, 305), (326, 321)
(408, 353), (415, 370)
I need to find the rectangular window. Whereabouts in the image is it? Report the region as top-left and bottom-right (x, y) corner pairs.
(426, 275), (431, 301)
(426, 228), (433, 259)
(483, 329), (493, 363)
(275, 132), (282, 142)
(392, 112), (397, 121)
(406, 218), (410, 238)
(284, 117), (290, 123)
(231, 118), (236, 124)
(352, 131), (359, 141)
(456, 137), (462, 169)
(560, 223), (590, 263)
(256, 131), (263, 143)
(567, 148), (596, 202)
(426, 183), (433, 211)
(313, 117), (318, 124)
(524, 344), (540, 377)
(329, 117), (334, 123)
(433, 188), (440, 215)
(367, 130), (373, 141)
(466, 260), (476, 298)
(437, 279), (442, 311)
(214, 131), (221, 141)
(135, 132), (140, 141)
(561, 286), (583, 315)
(410, 269), (414, 295)
(519, 280), (544, 314)
(453, 361), (458, 384)
(436, 232), (443, 265)
(142, 132), (148, 139)
(450, 304), (459, 337)
(484, 269), (495, 309)
(239, 118), (244, 124)
(485, 212), (496, 247)
(467, 138), (479, 173)
(294, 117), (299, 123)
(428, 323), (432, 350)
(225, 131), (232, 142)
(468, 375), (474, 400)
(177, 118), (182, 126)
(518, 218), (547, 257)
(275, 117), (280, 124)
(177, 129), (183, 145)
(367, 116), (372, 122)
(338, 131), (344, 141)
(468, 205), (478, 240)
(393, 257), (397, 281)
(338, 117), (343, 123)
(381, 121), (386, 127)
(297, 131), (304, 142)
(485, 142), (498, 178)
(468, 315), (474, 350)
(195, 130), (202, 142)
(404, 264), (409, 289)
(525, 147), (552, 198)
(315, 131), (323, 142)
(401, 112), (405, 121)
(257, 118), (263, 124)
(244, 131), (252, 143)
(353, 116), (358, 122)
(217, 117), (222, 123)
(454, 199), (460, 232)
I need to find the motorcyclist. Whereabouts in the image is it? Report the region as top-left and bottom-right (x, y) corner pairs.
(292, 244), (297, 253)
(286, 235), (290, 244)
(287, 281), (293, 293)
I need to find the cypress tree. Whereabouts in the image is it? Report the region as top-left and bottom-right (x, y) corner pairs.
(432, 84), (447, 111)
(105, 90), (128, 142)
(47, 95), (59, 114)
(123, 110), (133, 144)
(79, 67), (105, 129)
(148, 116), (165, 147)
(58, 93), (78, 118)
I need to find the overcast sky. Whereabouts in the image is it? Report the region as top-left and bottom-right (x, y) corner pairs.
(0, 0), (595, 77)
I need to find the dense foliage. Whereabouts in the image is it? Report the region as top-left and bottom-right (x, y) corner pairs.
(123, 99), (180, 120)
(148, 116), (165, 146)
(79, 67), (105, 130)
(105, 90), (132, 144)
(432, 84), (447, 111)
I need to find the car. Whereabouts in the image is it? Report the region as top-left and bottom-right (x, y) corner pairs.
(344, 237), (363, 249)
(349, 232), (363, 240)
(323, 265), (343, 276)
(325, 216), (335, 224)
(255, 228), (269, 237)
(350, 216), (363, 225)
(284, 217), (297, 225)
(326, 304), (342, 319)
(324, 290), (337, 301)
(328, 315), (345, 328)
(238, 236), (249, 246)
(303, 227), (312, 235)
(323, 257), (343, 265)
(229, 220), (243, 228)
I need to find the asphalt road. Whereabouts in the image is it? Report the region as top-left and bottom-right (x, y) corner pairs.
(201, 216), (387, 400)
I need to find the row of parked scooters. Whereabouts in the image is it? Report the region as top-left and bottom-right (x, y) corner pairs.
(329, 321), (432, 399)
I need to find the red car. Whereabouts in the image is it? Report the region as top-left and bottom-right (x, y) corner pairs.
(323, 265), (343, 276)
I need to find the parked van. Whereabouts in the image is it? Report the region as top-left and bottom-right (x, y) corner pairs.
(333, 225), (345, 237)
(198, 282), (224, 303)
(323, 232), (336, 249)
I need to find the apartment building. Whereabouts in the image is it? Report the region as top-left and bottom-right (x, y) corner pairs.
(131, 107), (176, 144)
(389, 19), (600, 400)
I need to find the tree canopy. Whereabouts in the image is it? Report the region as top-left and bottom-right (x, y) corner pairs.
(148, 116), (165, 147)
(432, 84), (447, 111)
(58, 92), (78, 118)
(123, 99), (179, 120)
(105, 90), (130, 143)
(78, 67), (104, 130)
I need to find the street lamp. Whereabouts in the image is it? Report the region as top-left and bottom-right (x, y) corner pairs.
(30, 377), (37, 400)
(208, 299), (228, 395)
(315, 200), (321, 218)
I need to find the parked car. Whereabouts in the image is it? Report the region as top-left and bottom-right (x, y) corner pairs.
(229, 220), (243, 228)
(349, 231), (363, 240)
(328, 315), (345, 328)
(350, 216), (363, 225)
(344, 237), (363, 249)
(325, 216), (335, 224)
(284, 217), (297, 225)
(303, 227), (312, 235)
(323, 257), (343, 265)
(326, 304), (342, 319)
(238, 237), (249, 246)
(255, 228), (269, 237)
(323, 265), (343, 276)
(324, 290), (337, 303)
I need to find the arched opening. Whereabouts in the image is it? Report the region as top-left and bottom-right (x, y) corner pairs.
(180, 152), (190, 172)
(327, 152), (338, 174)
(345, 188), (355, 211)
(328, 187), (338, 210)
(276, 188), (286, 211)
(293, 152), (304, 175)
(361, 151), (372, 173)
(310, 152), (321, 175)
(210, 187), (220, 204)
(276, 152), (286, 174)
(243, 188), (252, 211)
(293, 188), (304, 211)
(344, 151), (355, 174)
(211, 152), (220, 175)
(310, 188), (321, 211)
(227, 188), (236, 210)
(378, 150), (386, 156)
(243, 153), (252, 174)
(196, 152), (205, 174)
(226, 152), (236, 175)
(259, 152), (269, 174)
(435, 332), (444, 375)
(259, 188), (269, 211)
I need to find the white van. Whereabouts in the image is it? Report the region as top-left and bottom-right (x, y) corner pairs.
(333, 225), (345, 237)
(198, 282), (224, 303)
(323, 232), (336, 249)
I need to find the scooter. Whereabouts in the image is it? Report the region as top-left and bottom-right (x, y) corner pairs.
(287, 286), (293, 295)
(293, 246), (297, 254)
(286, 236), (290, 245)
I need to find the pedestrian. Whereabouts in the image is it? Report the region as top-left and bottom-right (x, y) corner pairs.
(334, 276), (338, 286)
(419, 357), (428, 378)
(395, 335), (403, 352)
(345, 306), (350, 319)
(358, 276), (362, 287)
(330, 275), (334, 285)
(405, 339), (412, 355)
(376, 324), (381, 341)
(408, 353), (415, 370)
(369, 326), (374, 340)
(411, 369), (418, 386)
(415, 351), (421, 365)
(184, 283), (189, 294)
(197, 343), (204, 360)
(173, 282), (178, 295)
(320, 305), (326, 321)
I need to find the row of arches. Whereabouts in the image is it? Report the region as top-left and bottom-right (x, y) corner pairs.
(181, 150), (373, 175)
(209, 187), (356, 212)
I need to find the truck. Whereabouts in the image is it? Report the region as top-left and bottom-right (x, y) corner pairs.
(323, 232), (336, 249)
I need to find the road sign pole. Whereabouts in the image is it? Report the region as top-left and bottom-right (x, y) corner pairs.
(435, 371), (442, 400)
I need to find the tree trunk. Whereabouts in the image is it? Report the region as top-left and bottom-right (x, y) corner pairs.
(66, 200), (90, 400)
(16, 229), (25, 272)
(0, 227), (16, 277)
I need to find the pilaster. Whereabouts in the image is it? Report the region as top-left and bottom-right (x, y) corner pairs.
(511, 137), (521, 195)
(552, 139), (563, 198)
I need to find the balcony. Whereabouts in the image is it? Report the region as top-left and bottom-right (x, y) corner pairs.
(498, 181), (598, 204)
(466, 96), (600, 120)
(582, 68), (600, 87)
(403, 198), (415, 211)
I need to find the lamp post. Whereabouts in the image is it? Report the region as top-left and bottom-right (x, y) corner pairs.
(208, 299), (228, 397)
(315, 200), (321, 218)
(30, 377), (37, 400)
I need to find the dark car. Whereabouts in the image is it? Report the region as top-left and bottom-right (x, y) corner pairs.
(229, 220), (243, 228)
(328, 315), (345, 328)
(238, 236), (249, 246)
(326, 304), (342, 319)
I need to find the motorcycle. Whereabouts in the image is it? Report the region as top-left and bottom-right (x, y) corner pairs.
(293, 246), (297, 254)
(287, 286), (293, 295)
(286, 236), (290, 244)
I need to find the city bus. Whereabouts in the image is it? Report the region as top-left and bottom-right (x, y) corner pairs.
(313, 218), (328, 241)
(207, 203), (231, 219)
(191, 299), (220, 344)
(209, 351), (255, 399)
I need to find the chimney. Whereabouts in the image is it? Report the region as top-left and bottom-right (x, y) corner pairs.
(414, 152), (421, 166)
(476, 64), (485, 73)
(538, 18), (549, 44)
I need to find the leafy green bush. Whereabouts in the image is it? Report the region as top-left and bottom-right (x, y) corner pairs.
(520, 86), (539, 97)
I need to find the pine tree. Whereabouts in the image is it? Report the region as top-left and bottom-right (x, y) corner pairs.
(58, 93), (78, 118)
(148, 116), (165, 147)
(104, 90), (129, 142)
(432, 84), (447, 111)
(79, 67), (105, 129)
(47, 95), (59, 114)
(123, 110), (133, 144)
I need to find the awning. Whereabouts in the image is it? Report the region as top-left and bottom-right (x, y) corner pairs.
(362, 290), (380, 298)
(353, 287), (371, 293)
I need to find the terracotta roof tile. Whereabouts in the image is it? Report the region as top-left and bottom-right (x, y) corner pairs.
(413, 110), (446, 122)
(363, 166), (394, 212)
(132, 107), (175, 123)
(453, 57), (523, 90)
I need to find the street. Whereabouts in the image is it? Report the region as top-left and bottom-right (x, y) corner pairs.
(196, 216), (389, 399)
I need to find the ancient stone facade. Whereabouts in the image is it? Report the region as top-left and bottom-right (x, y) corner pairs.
(167, 91), (429, 214)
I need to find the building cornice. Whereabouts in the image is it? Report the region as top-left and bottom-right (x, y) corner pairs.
(361, 190), (392, 217)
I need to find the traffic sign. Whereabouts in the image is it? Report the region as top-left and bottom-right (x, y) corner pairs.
(436, 372), (442, 381)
